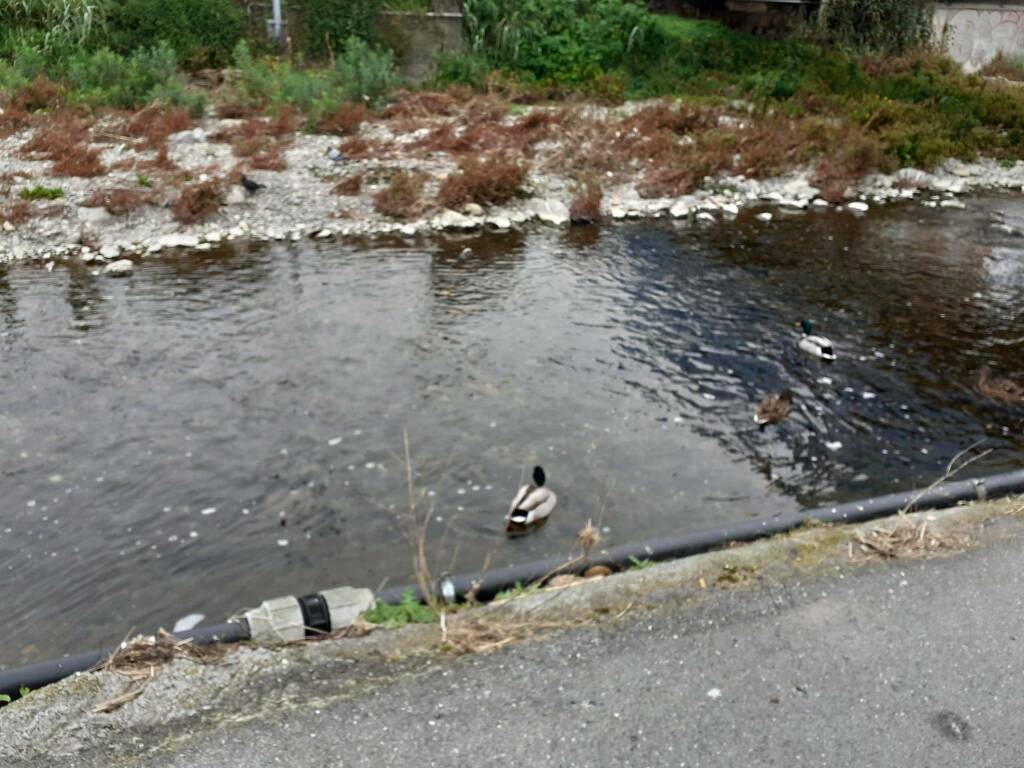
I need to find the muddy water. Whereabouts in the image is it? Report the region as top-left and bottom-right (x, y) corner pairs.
(3, 197), (1024, 665)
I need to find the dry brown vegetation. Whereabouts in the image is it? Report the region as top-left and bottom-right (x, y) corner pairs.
(570, 177), (603, 223)
(84, 187), (158, 215)
(851, 521), (969, 562)
(373, 171), (428, 219)
(125, 106), (192, 149)
(0, 199), (32, 225)
(172, 179), (224, 224)
(317, 102), (368, 136)
(333, 173), (364, 195)
(381, 90), (462, 119)
(51, 144), (107, 178)
(437, 154), (528, 209)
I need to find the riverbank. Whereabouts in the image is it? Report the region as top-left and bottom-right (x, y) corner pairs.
(4, 93), (1024, 268)
(2, 496), (1022, 764)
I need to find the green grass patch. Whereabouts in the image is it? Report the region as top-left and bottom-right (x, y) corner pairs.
(19, 185), (64, 200)
(627, 556), (654, 571)
(362, 590), (436, 628)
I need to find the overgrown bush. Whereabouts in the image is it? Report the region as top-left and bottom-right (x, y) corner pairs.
(0, 0), (109, 58)
(106, 0), (245, 68)
(374, 170), (426, 218)
(228, 38), (396, 122)
(302, 0), (382, 59)
(437, 154), (528, 208)
(818, 0), (932, 55)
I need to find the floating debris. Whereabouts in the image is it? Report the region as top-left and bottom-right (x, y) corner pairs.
(825, 441), (843, 451)
(276, 538), (289, 547)
(706, 687), (722, 700)
(200, 507), (216, 516)
(328, 437), (343, 446)
(172, 613), (205, 633)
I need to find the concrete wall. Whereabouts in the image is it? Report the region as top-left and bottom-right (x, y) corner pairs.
(380, 10), (467, 85)
(935, 3), (1024, 71)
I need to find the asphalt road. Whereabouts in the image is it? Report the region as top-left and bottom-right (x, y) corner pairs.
(146, 531), (1024, 767)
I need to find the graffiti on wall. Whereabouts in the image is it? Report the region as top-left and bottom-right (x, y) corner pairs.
(934, 6), (1024, 71)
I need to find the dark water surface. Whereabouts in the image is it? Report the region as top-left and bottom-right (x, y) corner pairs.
(4, 197), (1024, 665)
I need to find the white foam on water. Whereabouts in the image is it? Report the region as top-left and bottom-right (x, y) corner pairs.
(200, 507), (216, 516)
(328, 437), (343, 446)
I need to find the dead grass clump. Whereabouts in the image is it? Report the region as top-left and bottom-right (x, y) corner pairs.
(51, 145), (107, 177)
(624, 102), (719, 137)
(15, 77), (63, 113)
(233, 135), (274, 157)
(381, 90), (459, 119)
(249, 143), (287, 170)
(980, 53), (1024, 82)
(1, 199), (32, 225)
(270, 106), (300, 138)
(138, 145), (179, 173)
(339, 135), (391, 159)
(95, 630), (228, 714)
(172, 179), (224, 224)
(317, 102), (368, 136)
(83, 187), (157, 215)
(127, 106), (191, 149)
(570, 177), (603, 224)
(333, 173), (363, 195)
(813, 130), (883, 203)
(373, 170), (428, 219)
(437, 154), (528, 208)
(20, 114), (92, 159)
(216, 102), (258, 119)
(442, 615), (564, 654)
(852, 521), (969, 562)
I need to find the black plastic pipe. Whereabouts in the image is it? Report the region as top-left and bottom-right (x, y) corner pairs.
(0, 621), (248, 701)
(378, 468), (1024, 605)
(5, 467), (1024, 702)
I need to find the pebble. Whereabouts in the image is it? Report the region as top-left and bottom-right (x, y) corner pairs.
(847, 202), (869, 213)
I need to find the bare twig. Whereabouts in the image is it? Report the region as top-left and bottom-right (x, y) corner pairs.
(899, 440), (992, 515)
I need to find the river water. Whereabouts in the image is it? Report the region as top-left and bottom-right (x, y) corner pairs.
(3, 196), (1024, 666)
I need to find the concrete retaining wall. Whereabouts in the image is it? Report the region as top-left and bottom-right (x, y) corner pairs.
(935, 3), (1024, 71)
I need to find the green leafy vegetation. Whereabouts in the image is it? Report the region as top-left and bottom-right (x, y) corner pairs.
(494, 581), (543, 601)
(19, 185), (64, 200)
(227, 38), (396, 122)
(362, 590), (436, 628)
(819, 0), (932, 55)
(627, 556), (654, 570)
(106, 0), (245, 69)
(0, 694), (9, 703)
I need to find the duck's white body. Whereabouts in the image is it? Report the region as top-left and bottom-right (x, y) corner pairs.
(799, 334), (836, 361)
(508, 485), (557, 525)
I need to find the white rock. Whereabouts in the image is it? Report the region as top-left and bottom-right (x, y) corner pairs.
(400, 224), (418, 236)
(527, 199), (571, 227)
(848, 201), (869, 213)
(610, 206), (627, 219)
(225, 186), (247, 205)
(669, 200), (692, 218)
(432, 209), (480, 231)
(77, 206), (111, 225)
(169, 128), (206, 145)
(315, 229), (333, 239)
(2, 221), (14, 232)
(103, 259), (134, 276)
(696, 211), (716, 223)
(159, 233), (201, 249)
(755, 212), (773, 222)
(195, 242), (212, 251)
(779, 198), (809, 209)
(721, 203), (740, 217)
(463, 202), (485, 217)
(204, 231), (223, 243)
(939, 199), (966, 210)
(811, 198), (830, 208)
(486, 215), (512, 230)
(99, 244), (120, 260)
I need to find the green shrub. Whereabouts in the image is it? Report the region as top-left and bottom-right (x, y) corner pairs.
(433, 51), (491, 88)
(819, 0), (932, 54)
(63, 43), (205, 110)
(106, 0), (245, 68)
(19, 185), (64, 200)
(362, 591), (435, 628)
(0, 0), (110, 57)
(302, 0), (382, 59)
(228, 38), (396, 122)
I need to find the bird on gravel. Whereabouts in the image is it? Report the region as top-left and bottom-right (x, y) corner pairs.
(239, 175), (265, 195)
(325, 146), (347, 164)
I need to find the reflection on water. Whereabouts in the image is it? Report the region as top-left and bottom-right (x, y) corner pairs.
(3, 196), (1024, 666)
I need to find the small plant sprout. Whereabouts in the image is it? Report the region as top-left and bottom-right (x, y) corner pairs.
(137, 174), (153, 187)
(363, 590), (435, 628)
(628, 555), (654, 570)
